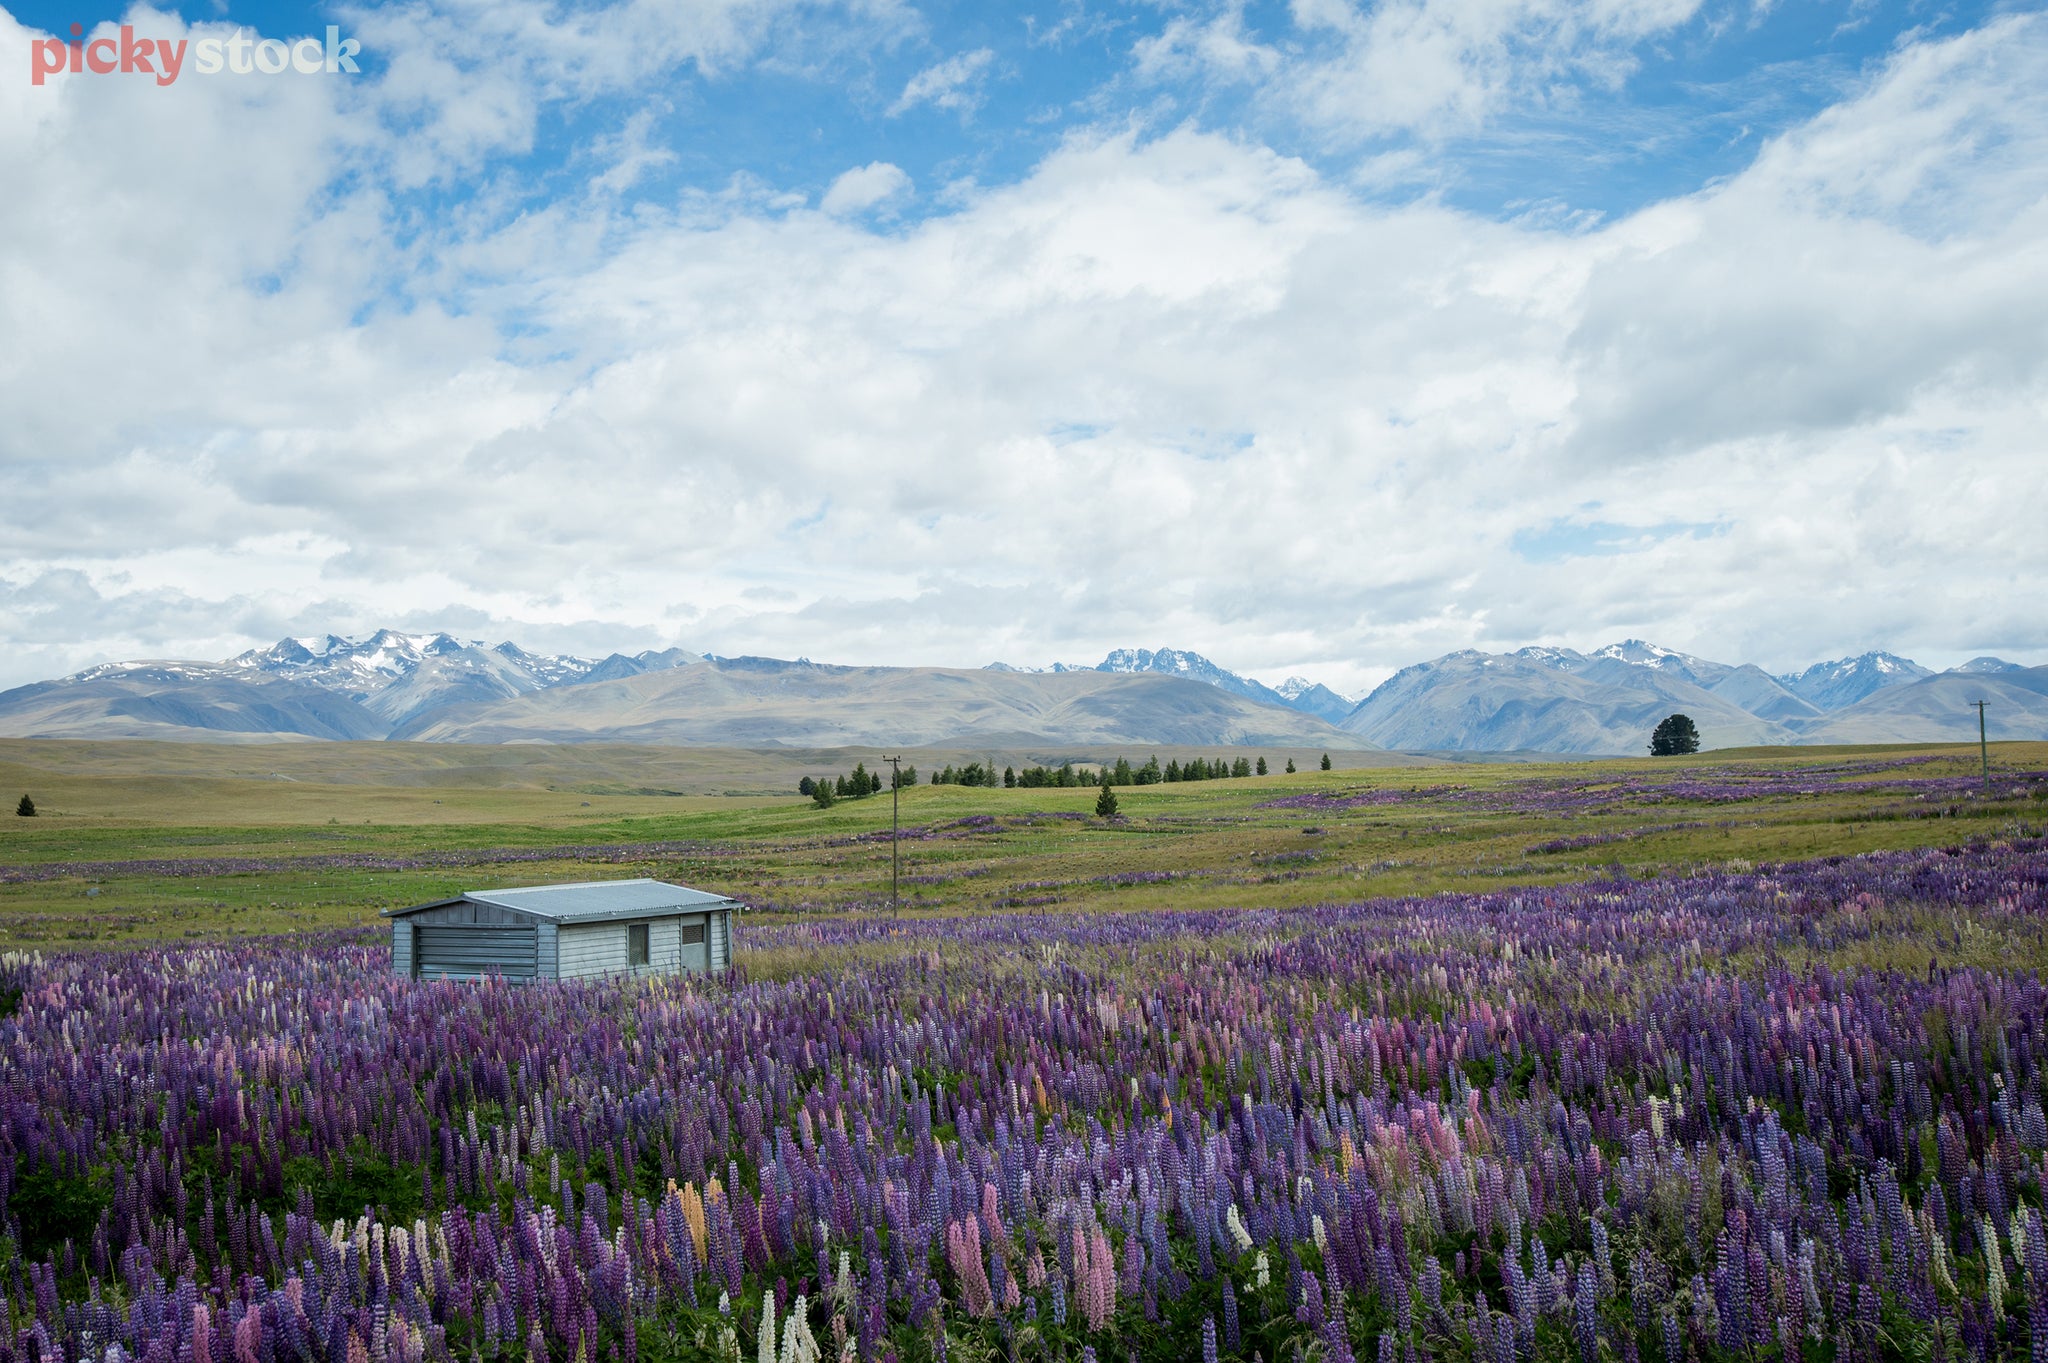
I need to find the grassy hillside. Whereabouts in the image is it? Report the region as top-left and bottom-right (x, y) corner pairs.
(0, 737), (1432, 821)
(3, 737), (2043, 950)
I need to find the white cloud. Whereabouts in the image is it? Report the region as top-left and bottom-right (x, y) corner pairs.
(1737, 12), (2048, 237)
(1133, 7), (1281, 85)
(1564, 12), (2048, 465)
(1141, 0), (1703, 142)
(821, 161), (911, 215)
(334, 0), (918, 183)
(1, 8), (2046, 694)
(889, 46), (994, 116)
(588, 110), (680, 194)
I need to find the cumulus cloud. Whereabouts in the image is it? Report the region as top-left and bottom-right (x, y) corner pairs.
(1, 5), (2044, 695)
(821, 161), (911, 215)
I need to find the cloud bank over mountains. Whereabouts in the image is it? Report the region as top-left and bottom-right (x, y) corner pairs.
(0, 0), (2043, 696)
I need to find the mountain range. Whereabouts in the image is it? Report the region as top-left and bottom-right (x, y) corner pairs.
(1338, 643), (2047, 751)
(0, 630), (2039, 753)
(0, 633), (1359, 750)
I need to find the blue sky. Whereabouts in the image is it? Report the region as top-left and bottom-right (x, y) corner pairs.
(1, 0), (2045, 694)
(6, 0), (1995, 223)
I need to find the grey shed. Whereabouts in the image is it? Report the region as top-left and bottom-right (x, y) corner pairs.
(383, 878), (738, 982)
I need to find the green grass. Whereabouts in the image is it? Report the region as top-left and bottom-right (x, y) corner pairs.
(2, 737), (2043, 949)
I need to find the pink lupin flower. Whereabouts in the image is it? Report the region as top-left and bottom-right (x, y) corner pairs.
(946, 1219), (995, 1317)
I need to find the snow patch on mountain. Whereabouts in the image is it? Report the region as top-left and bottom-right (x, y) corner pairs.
(1776, 652), (1932, 710)
(222, 630), (602, 722)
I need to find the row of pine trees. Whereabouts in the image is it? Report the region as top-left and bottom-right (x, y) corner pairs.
(799, 754), (1333, 806)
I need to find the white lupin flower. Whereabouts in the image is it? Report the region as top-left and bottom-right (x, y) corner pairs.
(779, 1295), (820, 1363)
(1984, 1216), (2009, 1316)
(1225, 1204), (1254, 1252)
(1929, 1229), (1956, 1296)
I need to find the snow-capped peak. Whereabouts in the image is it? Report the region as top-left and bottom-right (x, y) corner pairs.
(1951, 656), (2022, 675)
(1775, 651), (1931, 710)
(224, 630), (603, 714)
(1099, 647), (1208, 676)
(1591, 639), (1688, 668)
(1513, 646), (1588, 672)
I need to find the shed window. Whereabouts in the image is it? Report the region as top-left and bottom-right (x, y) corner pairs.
(628, 923), (650, 966)
(679, 923), (706, 946)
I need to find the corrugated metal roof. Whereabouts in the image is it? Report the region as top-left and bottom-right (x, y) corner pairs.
(384, 878), (739, 924)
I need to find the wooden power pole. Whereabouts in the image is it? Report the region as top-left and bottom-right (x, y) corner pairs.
(884, 756), (902, 917)
(1972, 701), (1990, 796)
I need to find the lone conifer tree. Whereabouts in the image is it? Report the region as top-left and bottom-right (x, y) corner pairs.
(1649, 714), (1701, 756)
(1320, 753), (1332, 770)
(15, 795), (34, 817)
(1094, 780), (1119, 819)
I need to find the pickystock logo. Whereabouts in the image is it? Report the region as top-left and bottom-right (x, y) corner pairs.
(29, 23), (361, 86)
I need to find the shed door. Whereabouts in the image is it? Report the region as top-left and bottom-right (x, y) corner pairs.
(680, 919), (709, 973)
(414, 926), (538, 981)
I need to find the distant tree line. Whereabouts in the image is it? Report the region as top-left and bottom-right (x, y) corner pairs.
(800, 751), (1333, 805)
(968, 753), (1324, 788)
(1106, 757), (1155, 786)
(931, 763), (999, 787)
(1005, 762), (1087, 788)
(800, 761), (918, 807)
(1084, 755), (1276, 787)
(1170, 756), (1254, 782)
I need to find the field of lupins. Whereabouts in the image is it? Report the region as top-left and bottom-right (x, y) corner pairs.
(5, 823), (2048, 1362)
